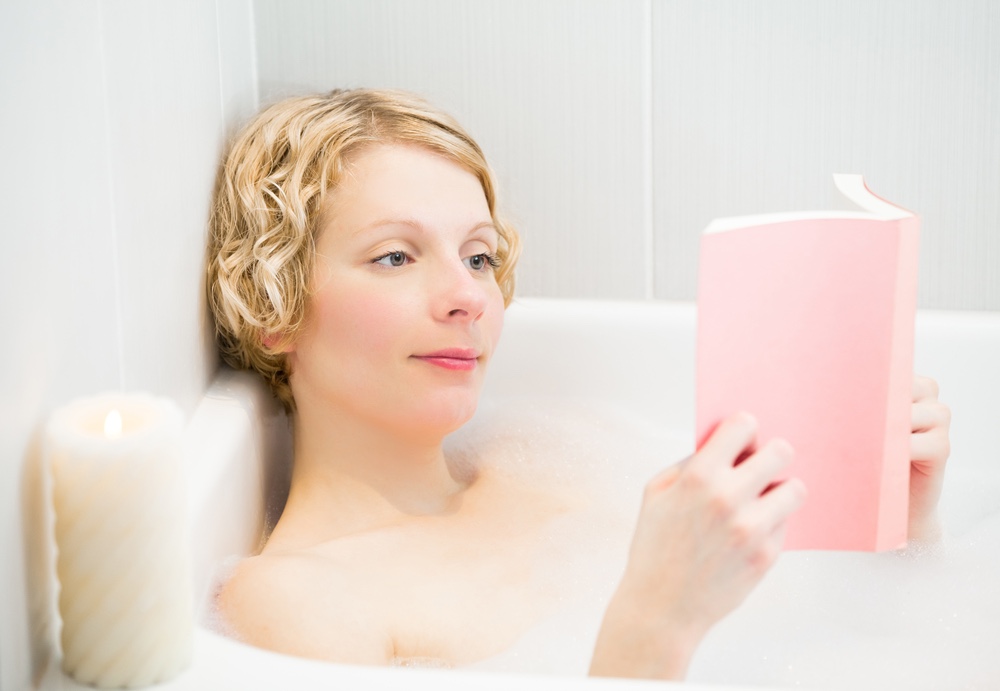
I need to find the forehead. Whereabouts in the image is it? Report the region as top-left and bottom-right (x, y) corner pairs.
(325, 143), (489, 223)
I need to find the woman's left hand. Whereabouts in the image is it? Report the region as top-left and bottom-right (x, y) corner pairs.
(908, 375), (951, 542)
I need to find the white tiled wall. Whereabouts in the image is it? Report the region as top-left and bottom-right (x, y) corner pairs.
(0, 1), (257, 688)
(653, 0), (1000, 310)
(255, 0), (653, 299)
(253, 0), (1000, 310)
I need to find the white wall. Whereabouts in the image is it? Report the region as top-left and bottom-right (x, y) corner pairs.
(0, 1), (257, 688)
(254, 0), (1000, 310)
(653, 0), (1000, 311)
(255, 0), (652, 300)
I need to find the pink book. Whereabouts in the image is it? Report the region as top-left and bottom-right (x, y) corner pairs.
(695, 175), (920, 551)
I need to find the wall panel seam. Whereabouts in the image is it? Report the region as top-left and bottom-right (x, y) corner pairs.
(96, 0), (126, 390)
(642, 0), (655, 299)
(247, 0), (260, 110)
(214, 0), (227, 127)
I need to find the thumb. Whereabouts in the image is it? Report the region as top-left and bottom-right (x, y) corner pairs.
(647, 456), (690, 492)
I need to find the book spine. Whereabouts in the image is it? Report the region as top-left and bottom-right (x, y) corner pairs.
(876, 216), (920, 550)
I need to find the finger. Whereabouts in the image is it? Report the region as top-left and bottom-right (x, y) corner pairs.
(734, 520), (788, 577)
(911, 400), (950, 433)
(732, 438), (795, 501)
(750, 477), (807, 536)
(724, 479), (803, 565)
(748, 522), (790, 575)
(912, 375), (939, 402)
(692, 412), (758, 473)
(646, 457), (688, 492)
(911, 429), (950, 464)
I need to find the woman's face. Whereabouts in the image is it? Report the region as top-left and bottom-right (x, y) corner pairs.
(286, 143), (505, 440)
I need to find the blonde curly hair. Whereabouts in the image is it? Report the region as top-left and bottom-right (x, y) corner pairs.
(206, 88), (521, 411)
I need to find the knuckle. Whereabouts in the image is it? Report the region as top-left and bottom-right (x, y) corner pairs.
(748, 542), (779, 575)
(708, 489), (737, 519)
(681, 465), (712, 493)
(728, 519), (755, 548)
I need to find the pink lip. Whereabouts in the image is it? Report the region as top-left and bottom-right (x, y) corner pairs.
(412, 348), (481, 372)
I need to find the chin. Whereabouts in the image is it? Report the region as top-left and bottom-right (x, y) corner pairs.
(403, 394), (481, 440)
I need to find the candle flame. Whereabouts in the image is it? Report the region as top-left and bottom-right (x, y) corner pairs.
(104, 409), (123, 439)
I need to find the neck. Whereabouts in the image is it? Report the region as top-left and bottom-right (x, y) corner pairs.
(267, 400), (470, 550)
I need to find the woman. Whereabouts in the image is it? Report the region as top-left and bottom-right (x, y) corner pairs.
(206, 88), (950, 679)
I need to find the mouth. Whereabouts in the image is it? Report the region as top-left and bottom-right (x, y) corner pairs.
(411, 347), (481, 372)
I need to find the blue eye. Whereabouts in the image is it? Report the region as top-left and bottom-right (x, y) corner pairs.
(374, 251), (409, 267)
(464, 253), (500, 271)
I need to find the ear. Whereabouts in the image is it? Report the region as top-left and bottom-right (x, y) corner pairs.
(261, 330), (293, 354)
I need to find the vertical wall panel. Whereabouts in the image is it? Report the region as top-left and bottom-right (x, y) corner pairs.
(1, 2), (259, 687)
(253, 0), (649, 299)
(217, 0), (260, 134)
(254, 0), (998, 309)
(0, 3), (122, 687)
(652, 0), (1000, 310)
(101, 0), (226, 414)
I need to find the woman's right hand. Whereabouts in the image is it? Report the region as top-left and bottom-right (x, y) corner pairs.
(589, 412), (806, 680)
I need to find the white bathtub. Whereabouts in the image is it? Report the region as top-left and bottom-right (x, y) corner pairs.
(40, 298), (1000, 690)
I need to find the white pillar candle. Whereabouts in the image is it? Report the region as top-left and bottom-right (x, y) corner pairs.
(46, 392), (193, 688)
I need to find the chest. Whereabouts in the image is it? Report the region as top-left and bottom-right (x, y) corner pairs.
(335, 497), (629, 666)
(366, 518), (571, 663)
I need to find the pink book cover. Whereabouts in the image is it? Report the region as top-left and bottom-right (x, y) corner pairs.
(695, 175), (920, 551)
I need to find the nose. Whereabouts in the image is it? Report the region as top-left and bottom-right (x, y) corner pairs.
(431, 258), (489, 323)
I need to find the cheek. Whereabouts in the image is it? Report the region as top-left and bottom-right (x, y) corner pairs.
(485, 287), (506, 352)
(314, 285), (414, 361)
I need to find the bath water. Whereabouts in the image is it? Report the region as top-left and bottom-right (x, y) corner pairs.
(447, 396), (1000, 689)
(208, 393), (999, 689)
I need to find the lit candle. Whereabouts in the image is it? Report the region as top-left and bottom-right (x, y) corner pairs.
(46, 392), (193, 688)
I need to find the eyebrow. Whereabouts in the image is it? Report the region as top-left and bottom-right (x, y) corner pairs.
(351, 218), (497, 238)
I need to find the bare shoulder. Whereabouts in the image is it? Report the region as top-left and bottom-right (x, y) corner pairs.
(216, 551), (392, 665)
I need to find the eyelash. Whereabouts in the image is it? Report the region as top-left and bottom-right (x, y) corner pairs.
(371, 249), (410, 267)
(472, 253), (502, 270)
(370, 250), (501, 271)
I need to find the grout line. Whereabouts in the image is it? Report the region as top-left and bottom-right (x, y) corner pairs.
(215, 0), (261, 139)
(642, 0), (655, 300)
(215, 0), (227, 126)
(247, 0), (260, 109)
(96, 1), (127, 391)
